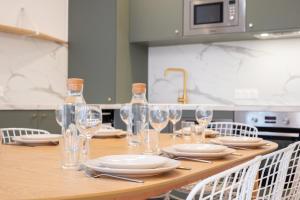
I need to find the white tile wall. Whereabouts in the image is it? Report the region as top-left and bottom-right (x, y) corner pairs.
(148, 38), (300, 106)
(0, 0), (68, 109)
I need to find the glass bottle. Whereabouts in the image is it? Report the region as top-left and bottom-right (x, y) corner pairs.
(61, 78), (85, 169)
(129, 83), (148, 147)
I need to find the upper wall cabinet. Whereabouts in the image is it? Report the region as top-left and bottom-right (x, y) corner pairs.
(130, 0), (183, 42)
(130, 0), (300, 44)
(246, 0), (300, 32)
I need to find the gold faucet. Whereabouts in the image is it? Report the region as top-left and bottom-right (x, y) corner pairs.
(164, 67), (188, 104)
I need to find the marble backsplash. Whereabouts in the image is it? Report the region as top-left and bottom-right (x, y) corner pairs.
(148, 38), (300, 106)
(0, 32), (67, 109)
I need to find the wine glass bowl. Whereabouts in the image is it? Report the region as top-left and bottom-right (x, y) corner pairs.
(149, 104), (169, 132)
(195, 106), (213, 142)
(120, 104), (131, 126)
(195, 106), (213, 126)
(168, 105), (182, 137)
(76, 105), (102, 138)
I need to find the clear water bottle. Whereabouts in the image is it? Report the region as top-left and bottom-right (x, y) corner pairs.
(61, 78), (86, 169)
(129, 83), (148, 146)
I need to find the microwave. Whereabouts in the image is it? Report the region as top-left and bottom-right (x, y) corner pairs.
(184, 0), (246, 35)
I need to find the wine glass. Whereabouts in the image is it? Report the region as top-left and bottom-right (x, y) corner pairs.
(148, 104), (169, 154)
(55, 105), (63, 127)
(120, 104), (131, 131)
(195, 106), (213, 142)
(75, 104), (102, 162)
(168, 105), (182, 138)
(55, 103), (81, 169)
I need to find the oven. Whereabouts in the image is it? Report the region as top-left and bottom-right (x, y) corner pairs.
(184, 0), (246, 35)
(235, 111), (300, 149)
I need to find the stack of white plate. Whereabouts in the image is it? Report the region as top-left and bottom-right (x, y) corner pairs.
(211, 136), (267, 148)
(84, 154), (180, 177)
(162, 144), (235, 159)
(12, 134), (62, 145)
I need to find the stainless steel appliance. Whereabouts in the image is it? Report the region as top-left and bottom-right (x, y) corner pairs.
(235, 111), (300, 149)
(184, 0), (246, 35)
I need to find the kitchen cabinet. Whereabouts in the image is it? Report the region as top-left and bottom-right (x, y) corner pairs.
(130, 0), (300, 45)
(0, 110), (60, 133)
(246, 0), (300, 32)
(130, 0), (183, 42)
(69, 0), (148, 104)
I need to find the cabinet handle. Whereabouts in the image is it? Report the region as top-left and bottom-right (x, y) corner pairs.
(174, 29), (180, 35)
(107, 97), (112, 102)
(32, 114), (37, 118)
(41, 113), (47, 118)
(248, 23), (254, 28)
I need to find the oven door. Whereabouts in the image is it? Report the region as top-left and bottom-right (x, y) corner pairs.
(256, 128), (300, 149)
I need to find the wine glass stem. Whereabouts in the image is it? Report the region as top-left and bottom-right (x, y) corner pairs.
(82, 135), (91, 163)
(172, 122), (176, 139)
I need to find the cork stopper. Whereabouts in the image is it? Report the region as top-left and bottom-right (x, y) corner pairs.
(132, 83), (146, 94)
(67, 78), (84, 91)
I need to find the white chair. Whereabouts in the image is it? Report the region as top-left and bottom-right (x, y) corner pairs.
(169, 122), (259, 200)
(0, 128), (51, 144)
(208, 122), (258, 137)
(252, 145), (294, 200)
(186, 157), (261, 200)
(281, 141), (300, 200)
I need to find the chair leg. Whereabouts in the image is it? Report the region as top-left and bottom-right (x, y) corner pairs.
(252, 173), (260, 200)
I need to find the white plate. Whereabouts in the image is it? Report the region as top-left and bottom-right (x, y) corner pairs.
(84, 158), (180, 177)
(96, 129), (123, 134)
(96, 155), (168, 169)
(13, 137), (60, 144)
(173, 144), (227, 153)
(211, 138), (267, 148)
(93, 130), (126, 138)
(218, 136), (262, 144)
(19, 134), (62, 141)
(162, 146), (235, 159)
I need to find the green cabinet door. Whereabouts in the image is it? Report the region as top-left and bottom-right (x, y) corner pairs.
(130, 0), (183, 42)
(246, 0), (300, 32)
(69, 0), (117, 103)
(37, 111), (61, 134)
(0, 110), (38, 129)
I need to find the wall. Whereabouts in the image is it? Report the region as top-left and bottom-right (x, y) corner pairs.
(148, 38), (300, 106)
(0, 0), (68, 109)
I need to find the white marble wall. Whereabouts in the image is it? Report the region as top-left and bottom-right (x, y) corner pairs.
(148, 38), (300, 106)
(0, 0), (68, 109)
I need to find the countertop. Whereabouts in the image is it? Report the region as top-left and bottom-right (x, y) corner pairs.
(1, 103), (300, 112)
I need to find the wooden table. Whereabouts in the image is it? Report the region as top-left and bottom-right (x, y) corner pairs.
(0, 135), (277, 200)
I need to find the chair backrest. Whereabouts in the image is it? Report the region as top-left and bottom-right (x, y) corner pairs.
(0, 128), (51, 144)
(252, 145), (294, 200)
(281, 141), (300, 200)
(186, 157), (261, 200)
(208, 122), (258, 137)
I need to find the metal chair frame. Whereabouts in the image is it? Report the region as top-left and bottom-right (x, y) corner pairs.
(186, 157), (261, 200)
(208, 122), (258, 137)
(1, 128), (51, 144)
(282, 141), (300, 200)
(253, 145), (294, 200)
